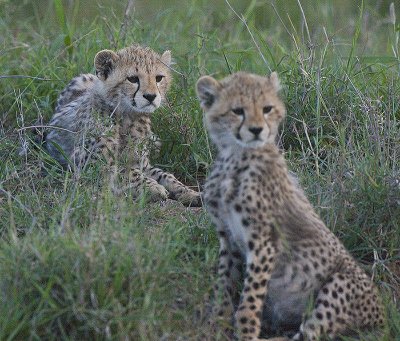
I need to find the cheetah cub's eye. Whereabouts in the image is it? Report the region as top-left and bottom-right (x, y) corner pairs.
(232, 108), (245, 116)
(263, 106), (273, 114)
(127, 76), (139, 84)
(156, 75), (164, 83)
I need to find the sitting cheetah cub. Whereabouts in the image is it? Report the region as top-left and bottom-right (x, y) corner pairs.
(196, 72), (384, 340)
(44, 44), (200, 206)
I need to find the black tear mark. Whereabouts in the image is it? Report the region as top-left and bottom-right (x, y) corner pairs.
(132, 79), (140, 106)
(236, 111), (245, 140)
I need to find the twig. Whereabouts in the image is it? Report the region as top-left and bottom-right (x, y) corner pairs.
(119, 0), (135, 46)
(224, 0), (271, 72)
(0, 75), (54, 81)
(17, 125), (77, 134)
(296, 0), (311, 46)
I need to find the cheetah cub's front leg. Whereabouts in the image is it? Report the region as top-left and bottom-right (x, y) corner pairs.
(235, 233), (278, 341)
(147, 167), (202, 206)
(98, 130), (169, 201)
(208, 221), (243, 335)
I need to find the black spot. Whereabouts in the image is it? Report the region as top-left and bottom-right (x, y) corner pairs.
(253, 282), (259, 290)
(248, 241), (254, 250)
(234, 204), (242, 212)
(316, 312), (323, 320)
(303, 265), (310, 273)
(242, 218), (250, 227)
(219, 250), (228, 256)
(326, 311), (332, 320)
(240, 317), (248, 324)
(322, 287), (329, 295)
(247, 296), (255, 303)
(209, 200), (218, 208)
(232, 250), (242, 259)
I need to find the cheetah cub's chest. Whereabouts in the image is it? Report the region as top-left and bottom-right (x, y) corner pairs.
(205, 153), (253, 254)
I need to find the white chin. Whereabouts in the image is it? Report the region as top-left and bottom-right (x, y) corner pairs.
(237, 139), (267, 148)
(135, 105), (157, 114)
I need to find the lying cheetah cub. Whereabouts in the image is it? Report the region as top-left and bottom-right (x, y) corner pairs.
(196, 72), (384, 340)
(44, 44), (200, 206)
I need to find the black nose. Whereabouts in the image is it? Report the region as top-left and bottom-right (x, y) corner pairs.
(143, 93), (156, 103)
(248, 126), (263, 136)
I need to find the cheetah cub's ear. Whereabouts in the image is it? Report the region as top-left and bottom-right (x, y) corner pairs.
(160, 50), (172, 66)
(94, 50), (119, 81)
(269, 71), (281, 91)
(196, 76), (221, 109)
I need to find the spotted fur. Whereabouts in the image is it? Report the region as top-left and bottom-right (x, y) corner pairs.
(44, 44), (200, 206)
(196, 72), (384, 340)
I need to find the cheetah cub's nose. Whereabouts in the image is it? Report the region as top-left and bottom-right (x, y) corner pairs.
(143, 93), (157, 103)
(248, 126), (263, 137)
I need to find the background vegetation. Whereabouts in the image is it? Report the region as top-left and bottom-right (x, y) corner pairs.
(0, 0), (399, 340)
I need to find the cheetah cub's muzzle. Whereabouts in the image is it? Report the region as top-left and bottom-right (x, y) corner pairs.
(196, 72), (286, 148)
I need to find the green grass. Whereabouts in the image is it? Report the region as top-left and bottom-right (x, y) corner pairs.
(0, 0), (399, 340)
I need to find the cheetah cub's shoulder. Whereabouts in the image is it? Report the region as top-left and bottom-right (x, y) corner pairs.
(197, 72), (384, 340)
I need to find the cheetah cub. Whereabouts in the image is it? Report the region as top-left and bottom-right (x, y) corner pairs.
(44, 44), (200, 206)
(196, 72), (384, 340)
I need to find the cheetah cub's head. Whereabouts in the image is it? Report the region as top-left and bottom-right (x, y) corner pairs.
(196, 72), (285, 148)
(94, 44), (172, 114)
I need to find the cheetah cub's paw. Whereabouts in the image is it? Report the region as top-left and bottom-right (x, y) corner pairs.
(145, 182), (169, 202)
(175, 189), (202, 207)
